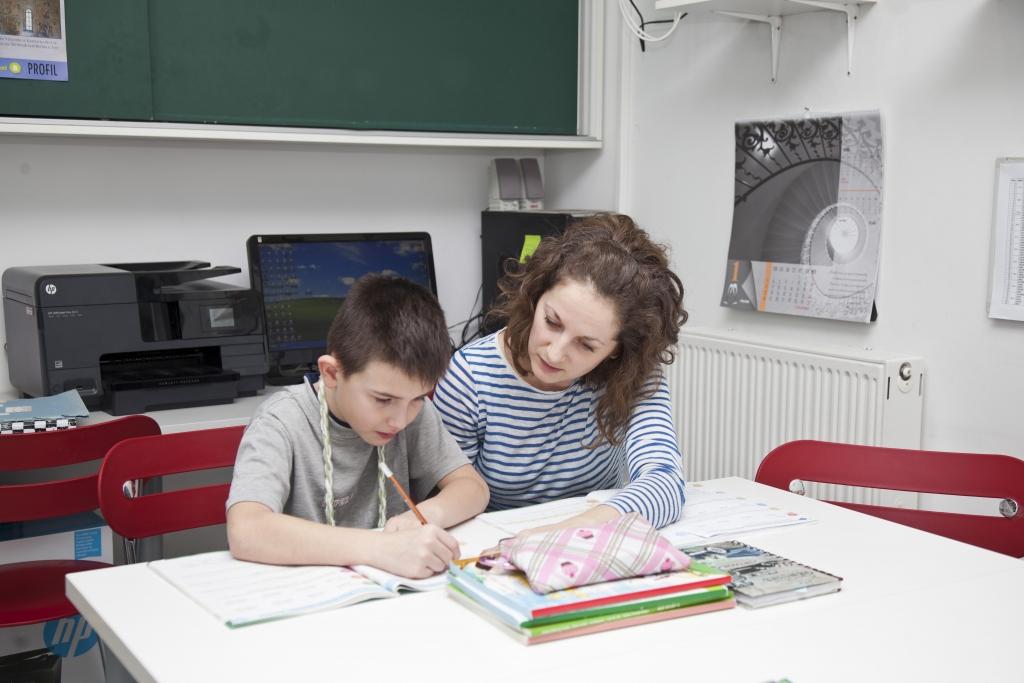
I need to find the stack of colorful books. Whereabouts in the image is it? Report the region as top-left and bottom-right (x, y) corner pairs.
(447, 560), (735, 645)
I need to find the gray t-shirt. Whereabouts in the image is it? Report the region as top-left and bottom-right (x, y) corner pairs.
(226, 379), (469, 528)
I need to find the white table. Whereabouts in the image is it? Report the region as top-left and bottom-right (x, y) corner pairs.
(67, 478), (1024, 683)
(83, 389), (283, 433)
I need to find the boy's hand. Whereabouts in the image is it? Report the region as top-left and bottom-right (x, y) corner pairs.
(373, 525), (460, 579)
(382, 510), (430, 532)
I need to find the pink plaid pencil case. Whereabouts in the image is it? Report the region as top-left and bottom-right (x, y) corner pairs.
(496, 512), (691, 594)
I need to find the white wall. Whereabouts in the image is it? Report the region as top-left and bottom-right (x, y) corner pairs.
(546, 4), (626, 211)
(622, 0), (1024, 456)
(0, 135), (536, 394)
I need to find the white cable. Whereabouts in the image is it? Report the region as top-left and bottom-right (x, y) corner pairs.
(618, 0), (683, 42)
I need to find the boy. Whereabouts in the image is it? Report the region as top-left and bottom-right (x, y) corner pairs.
(226, 274), (489, 578)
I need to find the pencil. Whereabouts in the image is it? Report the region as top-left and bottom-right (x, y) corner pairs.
(378, 460), (429, 525)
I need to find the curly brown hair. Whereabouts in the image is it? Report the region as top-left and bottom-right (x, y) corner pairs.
(489, 213), (687, 447)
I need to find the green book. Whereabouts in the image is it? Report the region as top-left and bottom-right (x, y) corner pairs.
(448, 584), (735, 645)
(524, 585), (732, 628)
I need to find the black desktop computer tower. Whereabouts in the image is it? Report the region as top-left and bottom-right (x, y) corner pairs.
(479, 210), (595, 335)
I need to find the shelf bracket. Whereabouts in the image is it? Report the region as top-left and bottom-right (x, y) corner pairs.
(789, 1), (861, 75)
(715, 12), (783, 83)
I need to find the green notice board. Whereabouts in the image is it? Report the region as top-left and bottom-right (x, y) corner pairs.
(1, 0), (580, 136)
(0, 0), (152, 120)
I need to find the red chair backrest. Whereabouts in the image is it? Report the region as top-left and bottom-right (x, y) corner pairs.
(0, 415), (161, 523)
(755, 440), (1024, 557)
(98, 426), (244, 541)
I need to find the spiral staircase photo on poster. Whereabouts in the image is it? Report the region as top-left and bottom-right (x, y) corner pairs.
(722, 112), (884, 324)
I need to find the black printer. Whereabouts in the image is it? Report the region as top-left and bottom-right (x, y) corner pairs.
(2, 261), (268, 415)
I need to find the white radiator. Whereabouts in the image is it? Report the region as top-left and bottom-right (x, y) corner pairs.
(670, 327), (924, 505)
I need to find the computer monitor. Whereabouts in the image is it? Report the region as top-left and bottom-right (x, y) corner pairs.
(247, 232), (437, 384)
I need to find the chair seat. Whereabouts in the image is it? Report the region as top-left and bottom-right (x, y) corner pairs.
(0, 559), (110, 627)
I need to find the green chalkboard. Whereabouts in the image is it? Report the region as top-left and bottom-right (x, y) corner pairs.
(1, 0), (580, 136)
(0, 0), (152, 120)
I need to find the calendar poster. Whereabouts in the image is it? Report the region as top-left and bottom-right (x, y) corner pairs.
(721, 112), (883, 323)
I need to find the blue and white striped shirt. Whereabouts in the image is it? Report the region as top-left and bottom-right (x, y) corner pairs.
(433, 332), (685, 528)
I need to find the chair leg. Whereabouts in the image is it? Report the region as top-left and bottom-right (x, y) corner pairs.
(112, 477), (164, 563)
(118, 478), (142, 564)
(122, 537), (138, 565)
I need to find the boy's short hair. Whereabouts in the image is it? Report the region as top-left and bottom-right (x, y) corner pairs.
(326, 273), (451, 385)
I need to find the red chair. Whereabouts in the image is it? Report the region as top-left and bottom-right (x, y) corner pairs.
(755, 439), (1024, 557)
(97, 426), (244, 562)
(0, 415), (161, 627)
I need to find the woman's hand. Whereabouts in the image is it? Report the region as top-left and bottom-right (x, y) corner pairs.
(519, 504), (622, 537)
(477, 505), (622, 556)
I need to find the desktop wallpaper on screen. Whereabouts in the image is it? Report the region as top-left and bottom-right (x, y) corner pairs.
(258, 239), (432, 352)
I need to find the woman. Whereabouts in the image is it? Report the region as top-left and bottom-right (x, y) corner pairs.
(433, 213), (688, 529)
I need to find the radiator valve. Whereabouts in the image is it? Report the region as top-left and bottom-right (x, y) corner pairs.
(898, 362), (913, 381)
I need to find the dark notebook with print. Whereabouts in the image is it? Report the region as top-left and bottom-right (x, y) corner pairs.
(681, 540), (841, 608)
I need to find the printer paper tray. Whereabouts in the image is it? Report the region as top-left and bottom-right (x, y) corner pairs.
(103, 366), (240, 415)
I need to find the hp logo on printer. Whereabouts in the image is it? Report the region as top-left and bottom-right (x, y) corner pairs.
(44, 283), (57, 295)
(44, 615), (98, 656)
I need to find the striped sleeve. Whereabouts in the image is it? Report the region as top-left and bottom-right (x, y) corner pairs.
(432, 349), (482, 464)
(600, 374), (685, 528)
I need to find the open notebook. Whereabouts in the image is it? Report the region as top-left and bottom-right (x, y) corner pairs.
(149, 551), (446, 627)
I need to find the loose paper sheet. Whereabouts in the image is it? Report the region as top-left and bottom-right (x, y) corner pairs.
(988, 159), (1024, 321)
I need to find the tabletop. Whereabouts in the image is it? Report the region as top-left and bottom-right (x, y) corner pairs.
(66, 477), (1024, 683)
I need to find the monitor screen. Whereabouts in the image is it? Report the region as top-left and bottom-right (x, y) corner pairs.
(247, 232), (437, 383)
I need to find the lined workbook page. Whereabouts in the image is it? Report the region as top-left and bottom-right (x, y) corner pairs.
(661, 484), (814, 546)
(150, 551), (392, 627)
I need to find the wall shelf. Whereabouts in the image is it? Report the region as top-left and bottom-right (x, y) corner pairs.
(653, 0), (878, 82)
